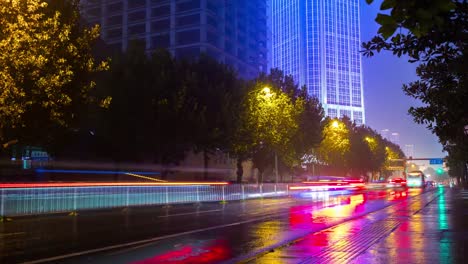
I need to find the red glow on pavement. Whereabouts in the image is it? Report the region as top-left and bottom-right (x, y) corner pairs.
(132, 240), (231, 264)
(289, 185), (355, 191)
(387, 190), (409, 201)
(289, 206), (315, 228)
(0, 182), (229, 189)
(302, 181), (348, 185)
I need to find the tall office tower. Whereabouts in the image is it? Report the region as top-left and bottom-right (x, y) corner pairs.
(270, 0), (365, 125)
(404, 144), (414, 158)
(380, 129), (390, 140)
(390, 132), (400, 146)
(80, 0), (268, 79)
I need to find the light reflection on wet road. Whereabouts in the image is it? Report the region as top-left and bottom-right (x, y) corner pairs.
(0, 188), (438, 263)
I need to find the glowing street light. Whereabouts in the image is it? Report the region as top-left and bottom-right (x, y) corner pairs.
(332, 120), (339, 128)
(262, 87), (273, 98)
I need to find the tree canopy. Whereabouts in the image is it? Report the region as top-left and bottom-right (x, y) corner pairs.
(363, 0), (467, 184)
(0, 0), (108, 150)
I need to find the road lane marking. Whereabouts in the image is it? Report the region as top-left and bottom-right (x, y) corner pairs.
(158, 209), (222, 218)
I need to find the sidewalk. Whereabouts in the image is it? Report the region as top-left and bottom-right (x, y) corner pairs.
(244, 187), (468, 264)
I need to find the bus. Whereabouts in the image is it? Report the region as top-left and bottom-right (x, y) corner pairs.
(407, 171), (425, 188)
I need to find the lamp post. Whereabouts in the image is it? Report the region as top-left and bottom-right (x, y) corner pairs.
(260, 87), (279, 184)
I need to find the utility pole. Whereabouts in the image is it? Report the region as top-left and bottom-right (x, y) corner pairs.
(275, 152), (278, 183)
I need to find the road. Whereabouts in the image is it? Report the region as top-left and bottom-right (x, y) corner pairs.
(0, 187), (436, 263)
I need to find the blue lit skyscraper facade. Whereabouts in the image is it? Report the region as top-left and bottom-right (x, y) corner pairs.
(270, 0), (365, 125)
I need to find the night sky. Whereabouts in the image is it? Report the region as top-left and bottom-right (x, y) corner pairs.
(359, 0), (445, 159)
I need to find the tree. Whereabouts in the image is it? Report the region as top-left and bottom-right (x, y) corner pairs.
(252, 69), (324, 181)
(316, 117), (393, 179)
(237, 80), (300, 183)
(183, 55), (242, 180)
(317, 118), (351, 175)
(0, 0), (108, 152)
(363, 0), (468, 184)
(286, 92), (324, 178)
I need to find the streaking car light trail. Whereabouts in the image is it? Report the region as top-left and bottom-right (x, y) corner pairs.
(35, 169), (160, 175)
(289, 185), (357, 191)
(0, 182), (229, 189)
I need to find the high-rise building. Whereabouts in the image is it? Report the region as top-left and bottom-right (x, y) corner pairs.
(404, 144), (414, 158)
(380, 129), (390, 140)
(390, 132), (400, 146)
(80, 0), (268, 79)
(270, 0), (365, 125)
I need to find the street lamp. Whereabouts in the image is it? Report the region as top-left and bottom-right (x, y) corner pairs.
(262, 87), (273, 98)
(332, 120), (339, 128)
(260, 86), (278, 184)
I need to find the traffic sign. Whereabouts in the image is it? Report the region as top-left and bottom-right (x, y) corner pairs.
(429, 158), (443, 165)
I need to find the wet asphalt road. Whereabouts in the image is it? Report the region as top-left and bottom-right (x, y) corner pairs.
(0, 188), (432, 263)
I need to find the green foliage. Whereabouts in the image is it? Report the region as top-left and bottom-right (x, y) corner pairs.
(233, 69), (325, 182)
(317, 117), (404, 177)
(0, 0), (108, 151)
(317, 118), (351, 173)
(363, 0), (467, 182)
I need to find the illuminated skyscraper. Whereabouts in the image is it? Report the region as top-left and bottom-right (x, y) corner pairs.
(270, 0), (365, 124)
(381, 129), (390, 140)
(404, 144), (414, 158)
(390, 132), (400, 145)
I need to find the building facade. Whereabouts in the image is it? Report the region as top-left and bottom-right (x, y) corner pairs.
(270, 0), (365, 125)
(404, 144), (414, 158)
(80, 0), (268, 79)
(390, 132), (400, 146)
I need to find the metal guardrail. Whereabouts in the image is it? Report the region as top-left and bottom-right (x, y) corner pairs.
(0, 183), (292, 217)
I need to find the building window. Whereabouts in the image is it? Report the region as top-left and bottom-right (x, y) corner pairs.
(176, 29), (200, 45)
(328, 108), (337, 118)
(176, 14), (200, 27)
(151, 0), (168, 4)
(107, 2), (123, 13)
(340, 110), (351, 119)
(176, 0), (200, 12)
(207, 31), (218, 47)
(107, 15), (122, 26)
(151, 19), (170, 32)
(207, 15), (218, 29)
(206, 0), (219, 14)
(152, 5), (170, 17)
(128, 24), (146, 36)
(128, 11), (146, 23)
(128, 0), (146, 9)
(152, 34), (170, 49)
(107, 28), (122, 39)
(176, 47), (200, 58)
(87, 7), (101, 18)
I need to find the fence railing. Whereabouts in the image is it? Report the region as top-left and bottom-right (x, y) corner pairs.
(0, 183), (293, 217)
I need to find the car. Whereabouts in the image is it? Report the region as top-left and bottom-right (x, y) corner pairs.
(388, 177), (407, 188)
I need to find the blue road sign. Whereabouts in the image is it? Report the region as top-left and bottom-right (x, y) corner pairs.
(429, 158), (444, 165)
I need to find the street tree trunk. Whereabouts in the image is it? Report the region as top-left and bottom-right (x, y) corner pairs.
(236, 157), (243, 183)
(258, 168), (264, 184)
